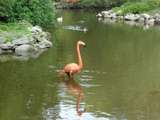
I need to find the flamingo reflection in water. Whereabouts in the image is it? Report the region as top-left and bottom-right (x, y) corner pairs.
(62, 77), (86, 116)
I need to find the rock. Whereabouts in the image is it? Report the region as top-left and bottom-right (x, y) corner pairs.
(138, 17), (145, 23)
(12, 36), (31, 46)
(101, 11), (110, 15)
(146, 18), (155, 26)
(32, 31), (50, 42)
(110, 13), (117, 19)
(101, 10), (111, 18)
(101, 10), (117, 19)
(96, 13), (102, 17)
(155, 19), (160, 25)
(0, 42), (13, 50)
(154, 13), (160, 19)
(31, 26), (42, 33)
(15, 44), (35, 56)
(141, 13), (151, 20)
(117, 15), (124, 20)
(36, 40), (52, 49)
(0, 37), (5, 44)
(124, 14), (140, 21)
(154, 13), (160, 25)
(39, 32), (48, 39)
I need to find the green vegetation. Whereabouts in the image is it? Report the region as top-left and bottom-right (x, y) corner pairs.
(0, 0), (55, 25)
(112, 0), (160, 14)
(0, 21), (32, 43)
(63, 0), (138, 8)
(75, 0), (124, 8)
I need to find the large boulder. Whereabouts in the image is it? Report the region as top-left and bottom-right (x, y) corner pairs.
(36, 39), (53, 49)
(31, 26), (42, 33)
(141, 13), (151, 20)
(101, 11), (110, 16)
(12, 36), (31, 46)
(138, 17), (145, 23)
(15, 44), (35, 56)
(124, 14), (140, 21)
(154, 13), (160, 25)
(0, 42), (14, 50)
(146, 18), (155, 26)
(96, 13), (102, 17)
(101, 10), (117, 19)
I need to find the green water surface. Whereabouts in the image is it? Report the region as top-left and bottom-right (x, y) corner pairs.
(1, 10), (160, 120)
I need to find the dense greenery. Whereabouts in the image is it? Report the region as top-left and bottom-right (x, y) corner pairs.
(0, 0), (55, 25)
(60, 0), (139, 8)
(112, 0), (160, 14)
(0, 21), (32, 43)
(78, 0), (124, 8)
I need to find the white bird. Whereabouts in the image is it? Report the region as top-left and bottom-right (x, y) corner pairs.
(57, 17), (63, 23)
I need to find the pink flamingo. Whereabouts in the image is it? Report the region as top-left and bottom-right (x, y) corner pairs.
(60, 40), (86, 78)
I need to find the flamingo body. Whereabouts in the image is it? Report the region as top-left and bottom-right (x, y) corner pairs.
(64, 63), (80, 75)
(61, 40), (86, 78)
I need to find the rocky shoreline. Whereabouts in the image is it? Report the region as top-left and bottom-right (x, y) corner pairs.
(0, 25), (52, 61)
(97, 10), (160, 28)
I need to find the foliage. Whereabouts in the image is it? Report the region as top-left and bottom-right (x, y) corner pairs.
(77, 0), (122, 8)
(0, 0), (55, 25)
(68, 0), (139, 8)
(112, 0), (160, 14)
(0, 21), (32, 42)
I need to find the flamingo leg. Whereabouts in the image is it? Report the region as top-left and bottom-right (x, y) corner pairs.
(66, 71), (73, 79)
(69, 71), (73, 79)
(76, 93), (85, 116)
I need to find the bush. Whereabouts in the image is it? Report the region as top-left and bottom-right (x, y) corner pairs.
(77, 0), (124, 8)
(112, 0), (160, 14)
(0, 21), (32, 43)
(0, 0), (55, 25)
(66, 0), (139, 8)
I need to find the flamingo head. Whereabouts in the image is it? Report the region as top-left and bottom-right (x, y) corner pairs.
(78, 40), (86, 47)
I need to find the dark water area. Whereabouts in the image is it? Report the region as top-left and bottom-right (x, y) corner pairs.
(1, 10), (160, 120)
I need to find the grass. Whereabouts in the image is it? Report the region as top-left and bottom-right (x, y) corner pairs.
(0, 21), (32, 43)
(112, 0), (160, 15)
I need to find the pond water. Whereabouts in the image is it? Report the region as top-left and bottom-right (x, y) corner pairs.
(1, 10), (160, 120)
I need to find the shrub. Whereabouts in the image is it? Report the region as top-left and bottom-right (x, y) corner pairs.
(0, 0), (55, 25)
(112, 0), (160, 14)
(0, 21), (32, 43)
(74, 0), (128, 8)
(71, 0), (140, 8)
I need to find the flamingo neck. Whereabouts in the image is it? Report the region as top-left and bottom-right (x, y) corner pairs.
(77, 43), (83, 70)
